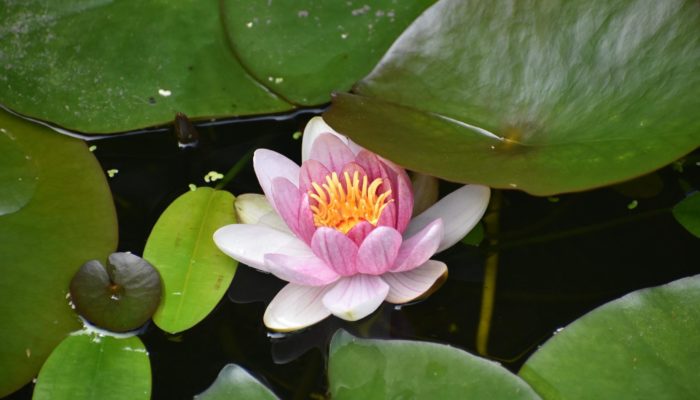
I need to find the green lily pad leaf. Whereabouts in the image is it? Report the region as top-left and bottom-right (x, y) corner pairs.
(329, 330), (541, 399)
(0, 1), (291, 134)
(325, 0), (700, 195)
(672, 192), (700, 238)
(70, 253), (162, 333)
(34, 333), (150, 400)
(194, 364), (279, 400)
(222, 0), (435, 105)
(0, 109), (117, 397)
(143, 188), (237, 334)
(519, 275), (700, 399)
(0, 129), (38, 216)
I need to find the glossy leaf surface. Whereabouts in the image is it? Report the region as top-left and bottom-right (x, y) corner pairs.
(194, 364), (279, 400)
(326, 0), (700, 195)
(33, 334), (150, 400)
(329, 330), (540, 399)
(70, 253), (162, 332)
(520, 275), (700, 399)
(144, 188), (237, 334)
(222, 0), (434, 105)
(0, 1), (291, 133)
(672, 192), (700, 238)
(0, 110), (117, 397)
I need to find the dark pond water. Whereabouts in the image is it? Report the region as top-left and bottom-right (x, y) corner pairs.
(8, 111), (700, 399)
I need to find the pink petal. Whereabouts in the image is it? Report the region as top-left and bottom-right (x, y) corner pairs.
(391, 219), (444, 272)
(253, 149), (300, 203)
(405, 185), (490, 252)
(263, 283), (331, 332)
(345, 221), (374, 246)
(340, 162), (368, 187)
(213, 224), (313, 272)
(383, 260), (448, 304)
(376, 201), (397, 229)
(310, 227), (358, 276)
(322, 275), (389, 321)
(299, 159), (330, 194)
(270, 177), (301, 234)
(301, 117), (348, 162)
(379, 158), (414, 233)
(356, 227), (402, 275)
(295, 193), (317, 244)
(310, 133), (356, 174)
(264, 253), (340, 286)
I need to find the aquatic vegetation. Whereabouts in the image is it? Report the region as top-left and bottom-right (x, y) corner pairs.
(214, 117), (490, 331)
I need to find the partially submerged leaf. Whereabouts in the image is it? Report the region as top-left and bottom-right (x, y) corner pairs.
(329, 330), (540, 399)
(70, 252), (162, 333)
(672, 192), (700, 238)
(194, 364), (279, 400)
(326, 0), (700, 195)
(519, 274), (700, 399)
(0, 109), (117, 397)
(33, 334), (150, 400)
(144, 188), (237, 334)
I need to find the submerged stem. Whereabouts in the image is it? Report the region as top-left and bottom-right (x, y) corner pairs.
(476, 190), (502, 356)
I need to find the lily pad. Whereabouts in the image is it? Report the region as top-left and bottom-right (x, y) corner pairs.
(328, 330), (540, 399)
(672, 192), (700, 238)
(0, 1), (291, 134)
(194, 364), (279, 400)
(143, 188), (237, 334)
(70, 253), (162, 333)
(519, 274), (700, 399)
(222, 0), (435, 105)
(0, 109), (117, 397)
(325, 0), (700, 195)
(0, 128), (38, 216)
(33, 333), (151, 400)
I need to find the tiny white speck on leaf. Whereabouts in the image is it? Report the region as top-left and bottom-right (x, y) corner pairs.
(158, 89), (171, 97)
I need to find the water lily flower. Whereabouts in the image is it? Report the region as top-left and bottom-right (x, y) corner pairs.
(214, 117), (490, 331)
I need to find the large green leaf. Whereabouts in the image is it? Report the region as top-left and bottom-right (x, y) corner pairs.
(672, 192), (700, 238)
(194, 364), (279, 400)
(328, 330), (541, 399)
(33, 333), (151, 400)
(143, 188), (237, 334)
(0, 109), (118, 397)
(0, 0), (291, 134)
(0, 128), (38, 216)
(325, 0), (700, 195)
(222, 0), (435, 105)
(519, 275), (700, 399)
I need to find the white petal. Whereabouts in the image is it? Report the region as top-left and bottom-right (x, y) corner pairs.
(263, 283), (331, 332)
(253, 149), (300, 203)
(383, 260), (448, 304)
(234, 193), (292, 234)
(322, 275), (389, 321)
(405, 184), (490, 252)
(301, 116), (363, 161)
(213, 224), (312, 271)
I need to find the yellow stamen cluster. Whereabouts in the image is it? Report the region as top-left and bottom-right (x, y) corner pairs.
(309, 171), (392, 234)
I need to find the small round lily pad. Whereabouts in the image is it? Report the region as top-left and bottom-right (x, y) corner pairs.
(70, 252), (162, 332)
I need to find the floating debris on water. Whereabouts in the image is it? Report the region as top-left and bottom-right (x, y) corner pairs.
(627, 200), (638, 210)
(188, 183), (197, 191)
(204, 171), (224, 183)
(292, 131), (302, 140)
(88, 145), (97, 152)
(107, 169), (119, 178)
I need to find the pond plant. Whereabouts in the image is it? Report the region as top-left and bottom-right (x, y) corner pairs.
(1, 0), (699, 399)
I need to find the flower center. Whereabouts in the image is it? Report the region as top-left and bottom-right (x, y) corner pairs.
(308, 171), (392, 234)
